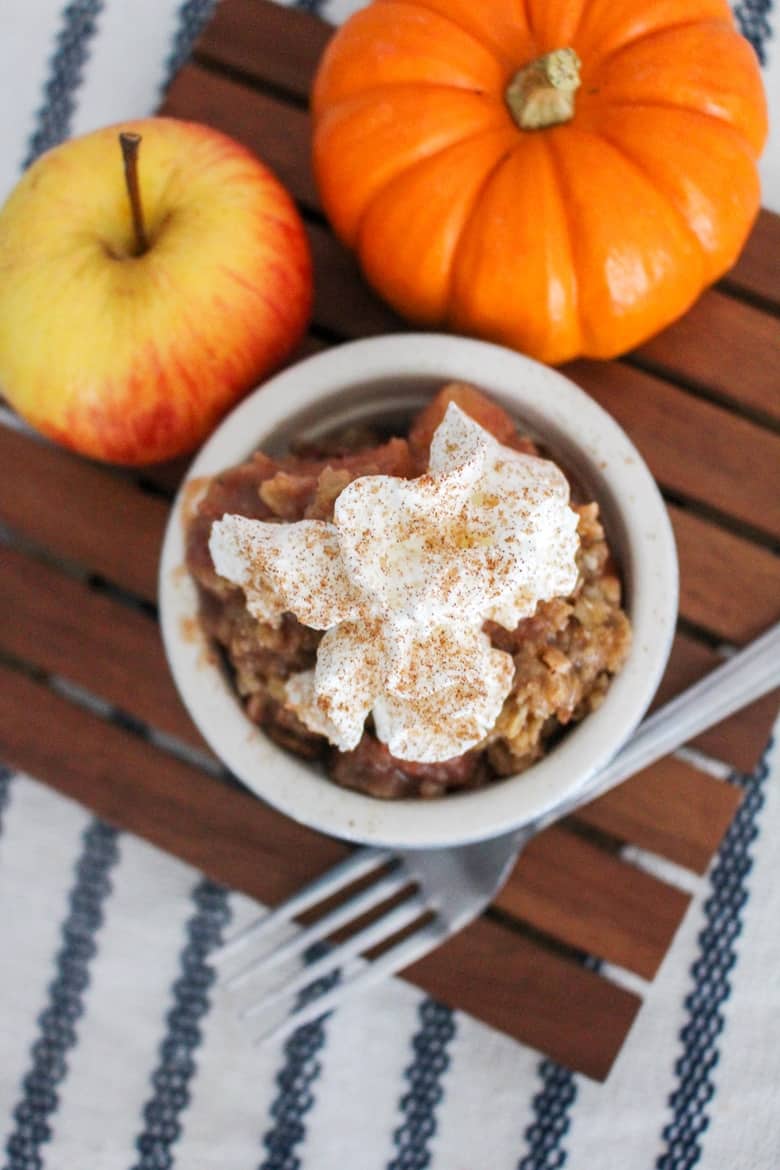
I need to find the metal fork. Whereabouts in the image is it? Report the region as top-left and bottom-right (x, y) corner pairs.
(215, 621), (780, 1045)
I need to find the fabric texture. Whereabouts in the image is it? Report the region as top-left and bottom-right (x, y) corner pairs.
(0, 738), (778, 1169)
(0, 2), (778, 1168)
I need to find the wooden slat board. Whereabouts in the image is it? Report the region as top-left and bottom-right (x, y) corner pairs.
(1, 0), (778, 1080)
(568, 359), (780, 537)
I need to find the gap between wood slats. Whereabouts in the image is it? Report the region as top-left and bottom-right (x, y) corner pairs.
(193, 0), (327, 103)
(668, 505), (779, 644)
(0, 426), (166, 603)
(403, 912), (640, 1081)
(575, 757), (742, 875)
(722, 211), (780, 312)
(0, 542), (210, 754)
(628, 288), (780, 428)
(652, 633), (778, 774)
(0, 536), (768, 847)
(0, 659), (639, 1079)
(498, 823), (690, 979)
(565, 361), (780, 541)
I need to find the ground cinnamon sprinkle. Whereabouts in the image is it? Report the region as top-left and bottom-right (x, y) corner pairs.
(186, 383), (632, 800)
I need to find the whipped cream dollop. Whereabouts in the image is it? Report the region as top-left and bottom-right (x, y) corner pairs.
(209, 403), (580, 763)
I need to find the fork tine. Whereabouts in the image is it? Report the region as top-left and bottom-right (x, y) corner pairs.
(239, 889), (428, 1021)
(223, 865), (413, 991)
(214, 846), (392, 967)
(252, 918), (447, 1047)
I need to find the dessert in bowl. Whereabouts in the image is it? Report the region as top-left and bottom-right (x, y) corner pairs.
(159, 334), (678, 848)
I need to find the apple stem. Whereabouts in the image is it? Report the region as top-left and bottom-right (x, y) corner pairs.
(119, 132), (149, 256)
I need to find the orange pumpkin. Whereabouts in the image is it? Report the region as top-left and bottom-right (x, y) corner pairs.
(312, 0), (768, 364)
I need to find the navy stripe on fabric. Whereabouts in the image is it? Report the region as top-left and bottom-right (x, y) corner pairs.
(294, 0), (329, 14)
(656, 743), (773, 1170)
(734, 0), (775, 66)
(387, 999), (456, 1170)
(517, 1060), (577, 1170)
(160, 0), (220, 95)
(23, 0), (104, 168)
(131, 877), (230, 1170)
(259, 943), (340, 1170)
(0, 764), (13, 835)
(515, 957), (604, 1170)
(3, 818), (120, 1170)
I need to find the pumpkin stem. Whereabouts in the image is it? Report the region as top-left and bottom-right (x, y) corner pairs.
(505, 48), (581, 130)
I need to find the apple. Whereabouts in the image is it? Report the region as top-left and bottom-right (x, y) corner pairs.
(0, 117), (312, 465)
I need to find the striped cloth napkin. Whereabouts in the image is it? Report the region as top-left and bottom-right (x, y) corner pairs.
(1, 3), (779, 1169)
(1, 742), (779, 1170)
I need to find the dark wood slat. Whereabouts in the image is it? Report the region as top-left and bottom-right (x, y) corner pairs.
(0, 661), (639, 1080)
(633, 289), (780, 423)
(0, 541), (762, 865)
(576, 758), (742, 874)
(163, 64), (318, 208)
(668, 504), (780, 645)
(496, 825), (690, 978)
(0, 427), (164, 603)
(307, 222), (403, 337)
(654, 633), (778, 773)
(194, 0), (330, 101)
(404, 917), (640, 1082)
(724, 209), (780, 310)
(0, 544), (211, 754)
(569, 361), (780, 539)
(0, 660), (347, 898)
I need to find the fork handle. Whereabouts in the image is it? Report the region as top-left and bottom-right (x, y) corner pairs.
(529, 620), (780, 835)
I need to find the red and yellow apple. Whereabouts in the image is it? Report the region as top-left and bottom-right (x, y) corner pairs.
(0, 117), (312, 464)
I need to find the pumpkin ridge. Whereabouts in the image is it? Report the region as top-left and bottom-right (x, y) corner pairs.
(323, 81), (498, 109)
(605, 102), (765, 165)
(601, 98), (764, 154)
(352, 125), (520, 259)
(591, 112), (761, 280)
(524, 0), (591, 59)
(548, 126), (717, 356)
(540, 134), (583, 356)
(444, 143), (518, 322)
(518, 0), (532, 43)
(388, 0), (531, 69)
(374, 0), (518, 72)
(590, 129), (708, 265)
(586, 17), (737, 72)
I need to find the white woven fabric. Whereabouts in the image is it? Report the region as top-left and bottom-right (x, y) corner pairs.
(0, 735), (778, 1170)
(0, 3), (778, 1168)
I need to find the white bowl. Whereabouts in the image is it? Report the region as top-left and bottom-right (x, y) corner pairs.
(159, 334), (678, 849)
